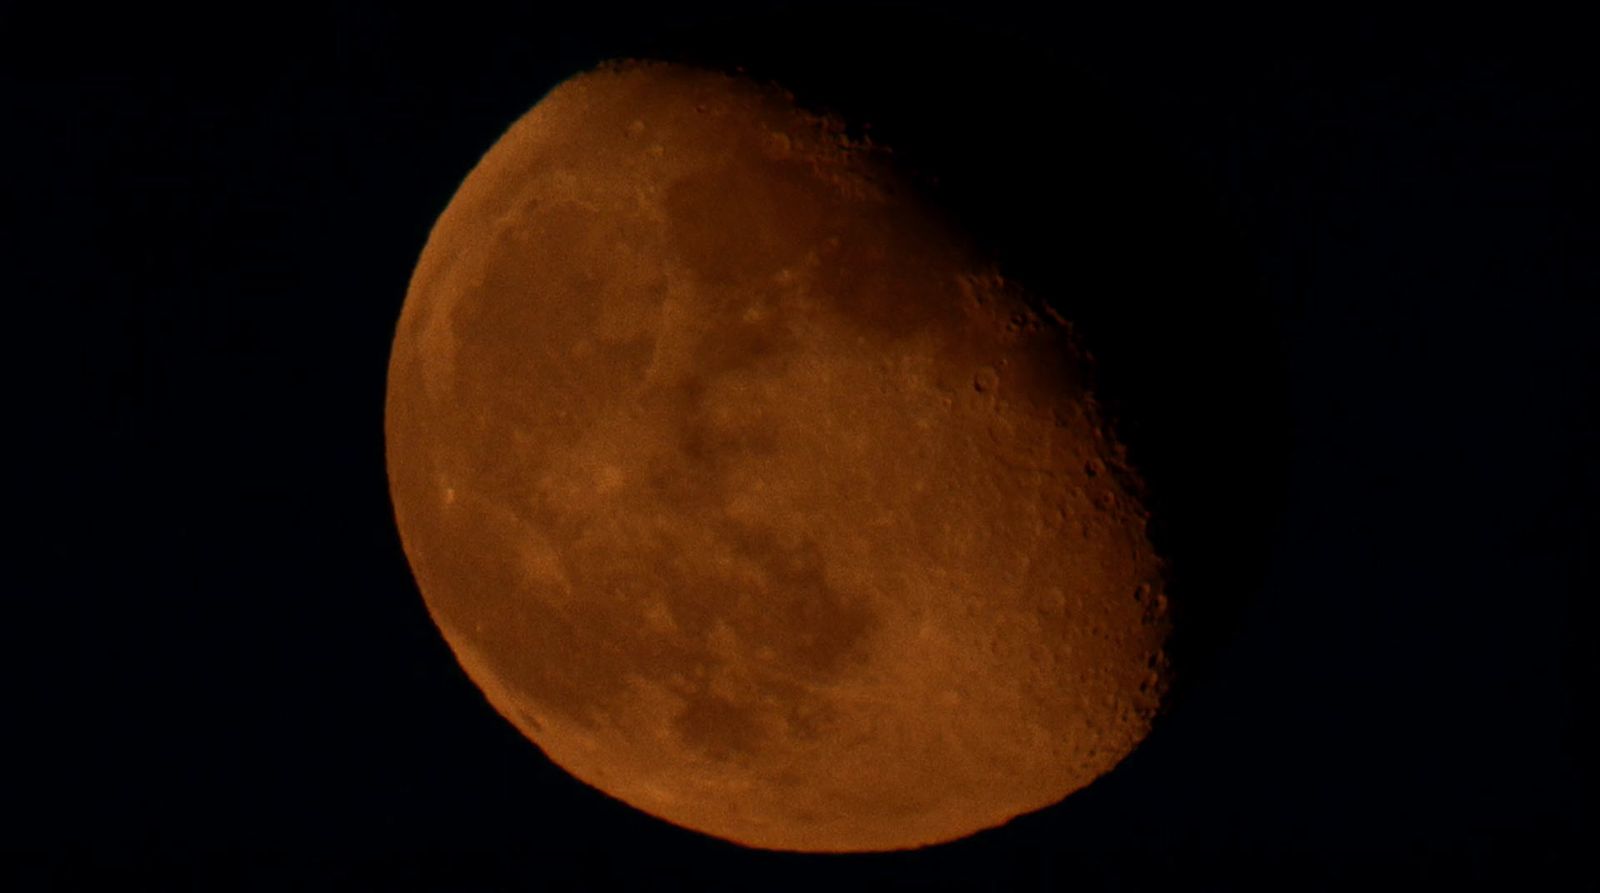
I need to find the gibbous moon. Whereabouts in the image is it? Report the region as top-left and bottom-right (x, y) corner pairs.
(386, 60), (1171, 852)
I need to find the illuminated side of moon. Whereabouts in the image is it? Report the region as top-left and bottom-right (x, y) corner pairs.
(385, 60), (1171, 852)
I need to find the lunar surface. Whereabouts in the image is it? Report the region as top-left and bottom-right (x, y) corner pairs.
(385, 60), (1171, 852)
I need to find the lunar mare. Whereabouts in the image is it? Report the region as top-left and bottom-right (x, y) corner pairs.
(385, 60), (1170, 852)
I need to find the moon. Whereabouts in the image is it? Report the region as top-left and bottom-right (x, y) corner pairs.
(385, 59), (1171, 852)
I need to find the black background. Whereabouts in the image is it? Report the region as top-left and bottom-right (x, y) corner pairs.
(7, 3), (1594, 889)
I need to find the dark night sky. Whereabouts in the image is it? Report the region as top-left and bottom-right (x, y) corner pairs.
(7, 3), (1594, 889)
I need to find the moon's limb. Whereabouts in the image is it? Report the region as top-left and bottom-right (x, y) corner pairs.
(385, 60), (1170, 852)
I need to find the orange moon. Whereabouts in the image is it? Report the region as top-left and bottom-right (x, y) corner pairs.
(385, 60), (1171, 852)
